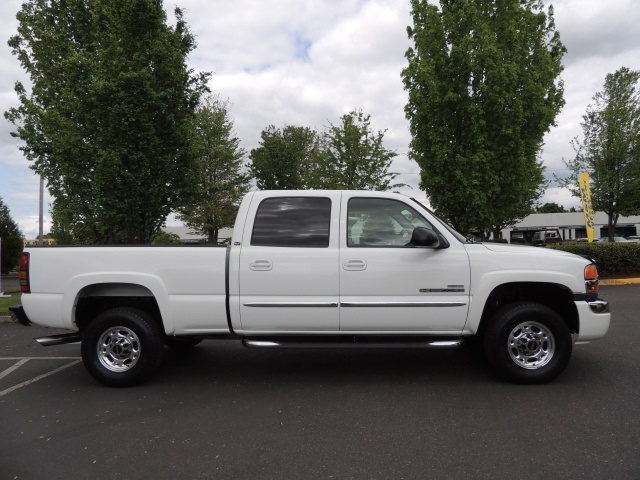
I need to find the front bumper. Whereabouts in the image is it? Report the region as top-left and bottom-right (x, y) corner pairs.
(575, 299), (611, 342)
(587, 300), (609, 314)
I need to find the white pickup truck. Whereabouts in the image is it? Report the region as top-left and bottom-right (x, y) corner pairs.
(11, 190), (610, 386)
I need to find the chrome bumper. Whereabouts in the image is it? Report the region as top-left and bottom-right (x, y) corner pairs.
(588, 300), (609, 314)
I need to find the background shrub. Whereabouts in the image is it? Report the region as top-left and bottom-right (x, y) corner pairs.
(547, 242), (640, 276)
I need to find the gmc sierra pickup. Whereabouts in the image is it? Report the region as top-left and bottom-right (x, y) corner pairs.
(11, 190), (610, 386)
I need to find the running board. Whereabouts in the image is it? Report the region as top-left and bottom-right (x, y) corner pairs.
(242, 336), (464, 349)
(35, 333), (82, 346)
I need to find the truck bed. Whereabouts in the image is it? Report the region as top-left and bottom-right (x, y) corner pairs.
(22, 245), (230, 335)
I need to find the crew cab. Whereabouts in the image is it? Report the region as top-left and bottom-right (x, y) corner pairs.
(11, 190), (611, 386)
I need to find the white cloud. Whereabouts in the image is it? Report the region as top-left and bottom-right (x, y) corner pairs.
(1, 0), (638, 239)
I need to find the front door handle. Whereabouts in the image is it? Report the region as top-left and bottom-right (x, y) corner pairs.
(343, 259), (367, 271)
(250, 260), (273, 271)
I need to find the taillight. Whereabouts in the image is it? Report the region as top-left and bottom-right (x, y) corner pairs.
(19, 253), (30, 293)
(585, 264), (598, 294)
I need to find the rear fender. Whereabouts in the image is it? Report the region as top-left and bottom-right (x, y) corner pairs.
(64, 273), (172, 334)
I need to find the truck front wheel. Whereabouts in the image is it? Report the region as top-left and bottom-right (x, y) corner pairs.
(81, 308), (164, 387)
(483, 302), (572, 384)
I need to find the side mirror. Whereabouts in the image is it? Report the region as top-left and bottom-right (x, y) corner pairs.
(410, 227), (441, 248)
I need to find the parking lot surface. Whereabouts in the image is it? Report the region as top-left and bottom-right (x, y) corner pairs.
(1, 285), (638, 479)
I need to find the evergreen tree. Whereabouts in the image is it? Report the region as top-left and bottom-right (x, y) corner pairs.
(0, 196), (23, 275)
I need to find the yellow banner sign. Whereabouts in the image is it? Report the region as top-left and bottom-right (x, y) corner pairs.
(579, 172), (595, 242)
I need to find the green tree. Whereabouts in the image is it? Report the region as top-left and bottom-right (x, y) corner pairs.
(5, 0), (209, 244)
(0, 196), (23, 275)
(152, 231), (182, 245)
(310, 109), (402, 190)
(249, 125), (321, 190)
(402, 0), (565, 237)
(49, 200), (75, 245)
(177, 96), (250, 244)
(557, 67), (640, 240)
(536, 202), (566, 213)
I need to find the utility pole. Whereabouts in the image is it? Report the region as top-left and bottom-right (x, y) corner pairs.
(10, 131), (43, 245)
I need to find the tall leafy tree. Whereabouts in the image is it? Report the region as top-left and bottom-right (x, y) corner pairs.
(5, 0), (209, 244)
(557, 67), (640, 240)
(249, 125), (321, 190)
(310, 109), (402, 191)
(177, 96), (250, 244)
(0, 196), (23, 275)
(536, 202), (566, 213)
(49, 199), (76, 245)
(402, 0), (565, 236)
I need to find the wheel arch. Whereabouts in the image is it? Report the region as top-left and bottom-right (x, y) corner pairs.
(475, 282), (578, 338)
(73, 282), (167, 335)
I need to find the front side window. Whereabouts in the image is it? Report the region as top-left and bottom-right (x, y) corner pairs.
(251, 197), (331, 247)
(347, 198), (434, 247)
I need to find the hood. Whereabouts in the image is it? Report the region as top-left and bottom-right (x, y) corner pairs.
(481, 243), (581, 259)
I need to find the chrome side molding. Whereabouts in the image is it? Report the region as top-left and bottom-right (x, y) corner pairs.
(243, 302), (338, 308)
(340, 302), (466, 308)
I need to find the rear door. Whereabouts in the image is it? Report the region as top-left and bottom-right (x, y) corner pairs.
(237, 192), (341, 333)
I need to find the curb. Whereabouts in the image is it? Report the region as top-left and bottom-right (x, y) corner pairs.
(600, 277), (640, 286)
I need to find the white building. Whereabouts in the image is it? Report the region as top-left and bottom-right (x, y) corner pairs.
(502, 212), (640, 244)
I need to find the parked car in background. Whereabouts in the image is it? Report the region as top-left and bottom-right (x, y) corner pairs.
(532, 228), (563, 246)
(626, 235), (640, 243)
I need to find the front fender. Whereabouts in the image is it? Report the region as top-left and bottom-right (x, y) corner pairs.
(465, 270), (582, 333)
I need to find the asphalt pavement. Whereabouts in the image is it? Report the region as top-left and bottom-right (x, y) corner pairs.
(0, 285), (638, 479)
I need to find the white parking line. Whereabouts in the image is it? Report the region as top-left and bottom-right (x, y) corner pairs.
(0, 358), (30, 380)
(0, 357), (82, 397)
(0, 357), (81, 360)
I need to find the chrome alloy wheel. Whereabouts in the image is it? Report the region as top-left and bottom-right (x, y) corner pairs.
(97, 326), (141, 372)
(508, 321), (555, 369)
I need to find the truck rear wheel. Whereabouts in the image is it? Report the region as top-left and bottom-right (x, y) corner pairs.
(483, 302), (572, 384)
(81, 308), (164, 387)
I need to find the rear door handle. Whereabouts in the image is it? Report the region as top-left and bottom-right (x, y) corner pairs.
(250, 260), (273, 271)
(343, 259), (367, 271)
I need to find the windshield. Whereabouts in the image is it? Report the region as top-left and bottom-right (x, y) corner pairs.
(410, 198), (469, 243)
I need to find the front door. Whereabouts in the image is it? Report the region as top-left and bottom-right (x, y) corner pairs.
(339, 196), (470, 333)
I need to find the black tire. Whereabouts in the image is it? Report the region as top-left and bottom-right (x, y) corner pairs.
(164, 337), (202, 351)
(81, 308), (164, 387)
(483, 302), (572, 384)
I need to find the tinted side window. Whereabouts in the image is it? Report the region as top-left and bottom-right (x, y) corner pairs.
(251, 197), (331, 247)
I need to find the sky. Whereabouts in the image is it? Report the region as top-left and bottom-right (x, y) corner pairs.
(1, 0), (639, 239)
